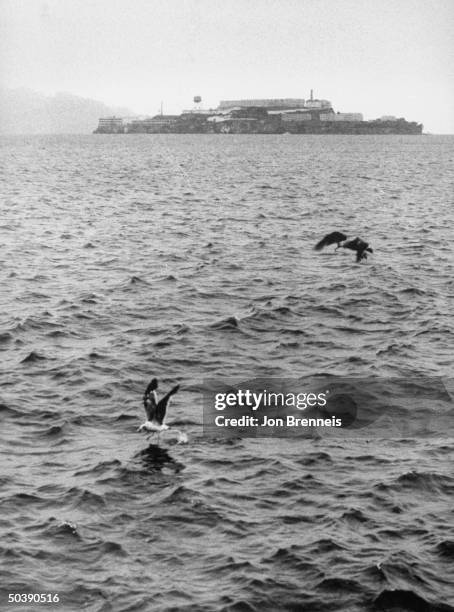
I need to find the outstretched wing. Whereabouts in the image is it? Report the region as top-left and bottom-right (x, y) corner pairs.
(314, 232), (347, 251)
(143, 378), (158, 420)
(156, 385), (180, 425)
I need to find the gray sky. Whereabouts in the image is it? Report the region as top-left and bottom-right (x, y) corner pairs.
(1, 0), (453, 132)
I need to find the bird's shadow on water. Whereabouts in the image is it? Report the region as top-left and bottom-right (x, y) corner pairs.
(134, 443), (185, 473)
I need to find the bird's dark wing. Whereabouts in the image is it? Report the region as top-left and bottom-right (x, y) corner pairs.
(143, 378), (158, 420)
(156, 384), (180, 425)
(314, 232), (347, 251)
(144, 378), (158, 396)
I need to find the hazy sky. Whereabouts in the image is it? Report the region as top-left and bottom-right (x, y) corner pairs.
(1, 0), (453, 132)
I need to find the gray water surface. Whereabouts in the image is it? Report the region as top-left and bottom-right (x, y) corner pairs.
(1, 134), (453, 612)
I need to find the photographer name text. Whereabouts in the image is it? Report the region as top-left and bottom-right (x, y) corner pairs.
(214, 415), (342, 427)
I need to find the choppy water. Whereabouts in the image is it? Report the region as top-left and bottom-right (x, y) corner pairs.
(1, 134), (453, 612)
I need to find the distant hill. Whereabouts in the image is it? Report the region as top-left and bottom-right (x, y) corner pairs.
(0, 88), (133, 134)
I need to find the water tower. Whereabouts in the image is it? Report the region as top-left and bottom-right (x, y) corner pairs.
(193, 95), (202, 111)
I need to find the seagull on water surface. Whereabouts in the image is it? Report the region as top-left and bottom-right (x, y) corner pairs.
(138, 378), (187, 443)
(139, 378), (179, 433)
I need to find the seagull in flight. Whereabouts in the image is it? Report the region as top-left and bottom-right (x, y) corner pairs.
(139, 378), (180, 436)
(314, 231), (373, 263)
